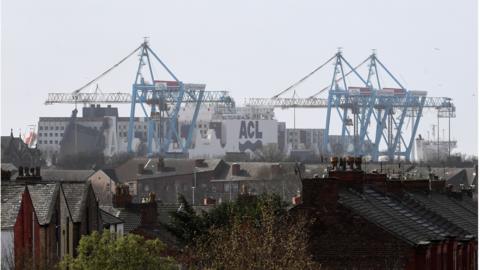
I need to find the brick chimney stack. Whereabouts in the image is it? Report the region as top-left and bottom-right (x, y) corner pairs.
(16, 166), (42, 181)
(113, 185), (132, 208)
(232, 163), (241, 176)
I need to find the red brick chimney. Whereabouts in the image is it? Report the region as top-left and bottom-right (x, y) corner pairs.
(113, 185), (132, 208)
(232, 163), (241, 176)
(16, 166), (42, 181)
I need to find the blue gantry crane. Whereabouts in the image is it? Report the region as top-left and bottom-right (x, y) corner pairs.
(245, 50), (455, 162)
(45, 40), (235, 156)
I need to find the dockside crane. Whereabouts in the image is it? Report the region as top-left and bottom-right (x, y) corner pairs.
(45, 40), (235, 156)
(245, 51), (455, 162)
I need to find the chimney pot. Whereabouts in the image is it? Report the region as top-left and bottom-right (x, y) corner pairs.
(113, 184), (132, 208)
(347, 156), (355, 170)
(331, 157), (338, 170)
(354, 157), (362, 170)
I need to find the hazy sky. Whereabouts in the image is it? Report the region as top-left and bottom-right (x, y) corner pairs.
(1, 0), (477, 155)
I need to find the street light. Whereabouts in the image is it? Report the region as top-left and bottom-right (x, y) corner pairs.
(192, 166), (197, 205)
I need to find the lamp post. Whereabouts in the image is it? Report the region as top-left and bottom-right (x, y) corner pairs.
(192, 167), (197, 205)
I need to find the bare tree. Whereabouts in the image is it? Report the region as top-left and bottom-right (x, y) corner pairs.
(253, 143), (286, 162)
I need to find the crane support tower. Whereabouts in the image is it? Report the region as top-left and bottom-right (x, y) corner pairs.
(129, 40), (204, 155)
(245, 51), (455, 162)
(45, 40), (235, 156)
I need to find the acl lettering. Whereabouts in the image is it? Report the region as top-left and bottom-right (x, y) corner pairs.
(239, 121), (263, 139)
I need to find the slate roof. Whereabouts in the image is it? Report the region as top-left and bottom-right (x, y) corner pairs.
(100, 209), (124, 225)
(100, 205), (141, 233)
(61, 182), (89, 222)
(117, 158), (223, 182)
(1, 163), (17, 172)
(402, 191), (477, 235)
(101, 168), (119, 182)
(27, 183), (59, 225)
(338, 186), (469, 245)
(445, 169), (470, 190)
(220, 162), (298, 182)
(1, 184), (26, 229)
(41, 169), (95, 182)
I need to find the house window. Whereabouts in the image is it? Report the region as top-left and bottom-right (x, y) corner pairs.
(61, 126), (64, 130)
(55, 133), (58, 137)
(39, 126), (43, 130)
(49, 133), (53, 137)
(55, 140), (58, 144)
(49, 140), (53, 144)
(50, 126), (54, 130)
(55, 126), (59, 130)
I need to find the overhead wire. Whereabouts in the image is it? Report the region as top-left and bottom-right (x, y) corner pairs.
(72, 44), (144, 95)
(272, 54), (337, 99)
(308, 55), (371, 99)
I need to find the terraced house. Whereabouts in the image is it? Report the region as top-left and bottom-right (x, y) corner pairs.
(292, 158), (477, 269)
(1, 169), (100, 269)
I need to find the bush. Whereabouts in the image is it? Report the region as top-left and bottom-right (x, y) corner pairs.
(58, 230), (176, 270)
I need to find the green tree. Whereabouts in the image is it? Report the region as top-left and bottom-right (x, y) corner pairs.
(162, 194), (209, 245)
(163, 193), (288, 246)
(58, 230), (176, 270)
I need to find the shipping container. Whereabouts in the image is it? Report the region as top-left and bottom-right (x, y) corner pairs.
(383, 88), (406, 96)
(409, 90), (427, 97)
(377, 89), (394, 96)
